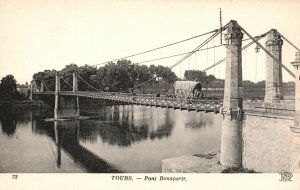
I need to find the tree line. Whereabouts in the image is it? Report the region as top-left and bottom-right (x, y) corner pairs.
(183, 70), (294, 89)
(32, 60), (295, 93)
(0, 75), (26, 101)
(0, 60), (295, 102)
(33, 59), (178, 93)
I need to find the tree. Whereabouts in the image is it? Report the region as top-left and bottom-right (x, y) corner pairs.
(93, 60), (137, 91)
(76, 65), (97, 91)
(136, 65), (151, 83)
(32, 64), (98, 91)
(60, 64), (79, 91)
(148, 64), (177, 83)
(32, 70), (56, 91)
(243, 80), (255, 87)
(210, 79), (225, 88)
(158, 67), (177, 83)
(205, 74), (216, 85)
(0, 75), (18, 101)
(283, 81), (295, 88)
(256, 80), (265, 88)
(184, 70), (206, 82)
(31, 59), (178, 93)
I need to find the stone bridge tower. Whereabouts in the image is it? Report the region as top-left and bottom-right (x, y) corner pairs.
(220, 20), (244, 167)
(264, 29), (283, 103)
(54, 73), (80, 120)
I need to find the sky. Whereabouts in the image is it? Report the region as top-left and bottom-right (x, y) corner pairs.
(0, 0), (299, 84)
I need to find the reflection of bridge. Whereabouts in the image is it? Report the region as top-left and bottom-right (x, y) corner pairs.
(38, 115), (174, 172)
(51, 120), (121, 172)
(31, 20), (300, 173)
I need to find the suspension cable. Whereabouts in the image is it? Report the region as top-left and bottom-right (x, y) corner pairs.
(277, 31), (300, 51)
(202, 58), (225, 73)
(137, 44), (224, 65)
(206, 43), (209, 68)
(213, 38), (216, 76)
(218, 56), (221, 79)
(255, 50), (258, 83)
(237, 23), (295, 78)
(76, 73), (100, 91)
(244, 48), (247, 80)
(61, 77), (73, 89)
(31, 30), (225, 83)
(91, 29), (219, 67)
(43, 82), (51, 91)
(32, 78), (56, 82)
(124, 26), (228, 92)
(169, 26), (227, 70)
(202, 31), (271, 72)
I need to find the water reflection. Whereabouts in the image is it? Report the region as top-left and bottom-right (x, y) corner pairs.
(0, 111), (28, 136)
(0, 110), (40, 137)
(184, 113), (215, 129)
(80, 106), (175, 147)
(0, 105), (221, 173)
(34, 120), (121, 172)
(0, 116), (17, 136)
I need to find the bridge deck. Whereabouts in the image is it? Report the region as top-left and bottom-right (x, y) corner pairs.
(34, 91), (223, 113)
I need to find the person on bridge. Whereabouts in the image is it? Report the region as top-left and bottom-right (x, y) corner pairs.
(192, 82), (203, 98)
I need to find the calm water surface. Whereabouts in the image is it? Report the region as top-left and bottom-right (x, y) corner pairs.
(0, 105), (221, 173)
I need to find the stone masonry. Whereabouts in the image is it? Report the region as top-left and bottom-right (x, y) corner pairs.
(264, 29), (283, 103)
(290, 51), (300, 172)
(54, 73), (80, 119)
(242, 102), (294, 172)
(161, 24), (300, 173)
(220, 20), (244, 167)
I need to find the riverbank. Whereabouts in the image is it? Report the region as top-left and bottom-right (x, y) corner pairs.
(0, 100), (48, 111)
(162, 151), (257, 173)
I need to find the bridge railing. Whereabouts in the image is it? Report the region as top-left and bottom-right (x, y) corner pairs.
(32, 90), (225, 112)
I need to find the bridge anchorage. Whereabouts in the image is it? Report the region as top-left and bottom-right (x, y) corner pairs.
(31, 19), (300, 173)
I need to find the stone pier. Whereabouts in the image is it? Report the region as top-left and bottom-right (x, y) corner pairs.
(40, 81), (45, 92)
(264, 29), (283, 103)
(73, 73), (80, 118)
(54, 73), (80, 120)
(29, 82), (33, 100)
(220, 20), (244, 167)
(54, 73), (60, 119)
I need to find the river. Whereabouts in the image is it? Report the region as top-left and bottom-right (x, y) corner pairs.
(0, 105), (221, 173)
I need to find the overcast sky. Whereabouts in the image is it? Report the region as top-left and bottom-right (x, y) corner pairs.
(0, 0), (299, 84)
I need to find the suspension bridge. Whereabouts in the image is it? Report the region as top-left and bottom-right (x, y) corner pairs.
(31, 20), (297, 117)
(30, 20), (300, 173)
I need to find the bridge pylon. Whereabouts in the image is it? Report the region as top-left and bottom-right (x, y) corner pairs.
(73, 73), (80, 117)
(220, 20), (243, 168)
(73, 73), (78, 92)
(54, 72), (80, 120)
(29, 80), (38, 100)
(40, 81), (45, 92)
(264, 29), (283, 103)
(29, 82), (33, 100)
